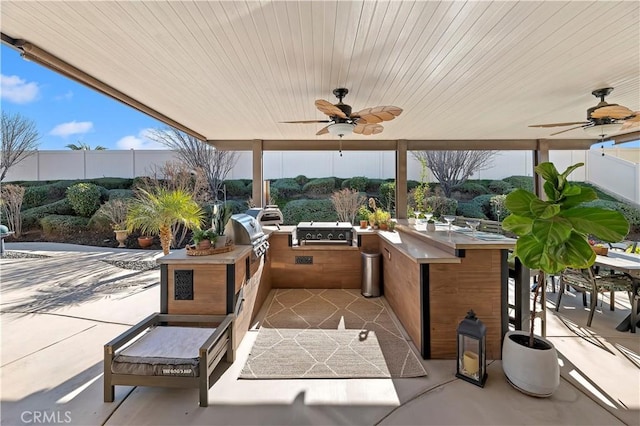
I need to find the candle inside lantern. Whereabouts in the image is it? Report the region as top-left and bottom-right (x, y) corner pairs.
(463, 351), (479, 375)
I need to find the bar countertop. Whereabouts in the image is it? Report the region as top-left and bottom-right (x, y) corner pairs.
(156, 245), (253, 265)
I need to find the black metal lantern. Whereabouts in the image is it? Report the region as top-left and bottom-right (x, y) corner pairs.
(456, 310), (487, 387)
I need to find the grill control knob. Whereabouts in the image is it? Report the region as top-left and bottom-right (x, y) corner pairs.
(338, 233), (345, 240)
(326, 233), (333, 240)
(306, 233), (312, 240)
(316, 233), (323, 239)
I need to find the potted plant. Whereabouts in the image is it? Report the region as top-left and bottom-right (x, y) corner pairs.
(126, 188), (204, 255)
(212, 203), (232, 248)
(501, 162), (628, 397)
(426, 218), (436, 232)
(92, 199), (131, 248)
(191, 228), (217, 250)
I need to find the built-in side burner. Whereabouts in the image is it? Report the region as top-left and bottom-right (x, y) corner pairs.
(296, 221), (354, 245)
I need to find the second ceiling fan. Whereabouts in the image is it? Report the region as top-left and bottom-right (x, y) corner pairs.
(281, 88), (402, 137)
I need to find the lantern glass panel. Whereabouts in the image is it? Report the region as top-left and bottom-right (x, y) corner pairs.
(458, 335), (480, 380)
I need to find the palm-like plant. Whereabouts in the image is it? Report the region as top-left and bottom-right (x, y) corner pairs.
(126, 188), (204, 255)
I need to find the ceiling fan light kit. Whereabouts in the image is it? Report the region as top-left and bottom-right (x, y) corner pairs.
(583, 122), (624, 138)
(328, 122), (355, 137)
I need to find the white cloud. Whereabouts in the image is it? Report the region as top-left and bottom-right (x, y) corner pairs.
(54, 90), (73, 101)
(0, 74), (40, 104)
(49, 121), (93, 137)
(116, 129), (168, 150)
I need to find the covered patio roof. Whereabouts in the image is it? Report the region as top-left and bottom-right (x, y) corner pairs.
(1, 1), (638, 150)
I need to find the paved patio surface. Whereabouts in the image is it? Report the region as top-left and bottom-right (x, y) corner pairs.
(1, 243), (638, 425)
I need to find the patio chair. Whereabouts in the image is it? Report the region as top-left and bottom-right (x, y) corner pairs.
(556, 267), (634, 327)
(104, 311), (236, 407)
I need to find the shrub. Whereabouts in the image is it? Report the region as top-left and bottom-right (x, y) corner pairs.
(22, 199), (75, 229)
(302, 177), (336, 195)
(272, 178), (301, 198)
(503, 175), (534, 192)
(41, 215), (90, 236)
(341, 176), (368, 192)
(456, 202), (487, 219)
(471, 194), (494, 217)
(583, 200), (640, 233)
(91, 198), (131, 230)
(488, 180), (514, 194)
(0, 185), (25, 237)
(294, 175), (309, 186)
(425, 196), (457, 218)
(379, 181), (396, 213)
(407, 180), (420, 192)
(108, 189), (135, 200)
(89, 177), (133, 190)
(331, 188), (365, 224)
(282, 199), (337, 224)
(224, 179), (251, 197)
(66, 183), (102, 217)
(453, 181), (489, 197)
(22, 186), (49, 210)
(48, 180), (77, 200)
(366, 179), (383, 193)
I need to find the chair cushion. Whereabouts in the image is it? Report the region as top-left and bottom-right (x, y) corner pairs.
(562, 268), (633, 292)
(111, 326), (216, 377)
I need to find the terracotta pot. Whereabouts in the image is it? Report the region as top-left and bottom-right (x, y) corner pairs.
(360, 220), (368, 229)
(379, 223), (388, 231)
(138, 236), (154, 248)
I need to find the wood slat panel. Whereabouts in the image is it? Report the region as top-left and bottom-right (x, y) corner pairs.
(380, 240), (421, 351)
(167, 264), (227, 315)
(429, 250), (503, 359)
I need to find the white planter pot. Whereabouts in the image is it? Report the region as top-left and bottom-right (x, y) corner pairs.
(214, 235), (229, 248)
(502, 331), (559, 397)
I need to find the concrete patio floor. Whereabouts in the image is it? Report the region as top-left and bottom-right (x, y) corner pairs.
(1, 243), (638, 425)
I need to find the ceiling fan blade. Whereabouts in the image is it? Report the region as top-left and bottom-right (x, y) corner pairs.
(353, 123), (384, 135)
(549, 125), (588, 136)
(353, 106), (402, 124)
(529, 121), (589, 128)
(621, 120), (640, 130)
(280, 120), (331, 124)
(315, 99), (347, 118)
(623, 111), (640, 122)
(591, 105), (634, 119)
(316, 125), (330, 135)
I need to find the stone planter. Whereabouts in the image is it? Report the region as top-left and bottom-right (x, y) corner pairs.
(114, 230), (128, 248)
(502, 331), (559, 397)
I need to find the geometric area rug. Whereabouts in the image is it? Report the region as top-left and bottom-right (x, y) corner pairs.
(239, 289), (427, 379)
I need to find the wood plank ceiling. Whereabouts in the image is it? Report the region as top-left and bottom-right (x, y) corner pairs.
(1, 1), (639, 146)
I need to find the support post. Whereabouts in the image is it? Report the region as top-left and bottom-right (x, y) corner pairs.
(252, 140), (263, 207)
(533, 139), (550, 200)
(396, 140), (408, 219)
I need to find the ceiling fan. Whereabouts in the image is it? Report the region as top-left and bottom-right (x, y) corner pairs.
(281, 88), (402, 137)
(529, 87), (640, 137)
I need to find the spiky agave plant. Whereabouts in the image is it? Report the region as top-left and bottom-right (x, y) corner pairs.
(126, 188), (204, 255)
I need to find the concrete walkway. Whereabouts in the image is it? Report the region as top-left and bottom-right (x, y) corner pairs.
(1, 243), (637, 425)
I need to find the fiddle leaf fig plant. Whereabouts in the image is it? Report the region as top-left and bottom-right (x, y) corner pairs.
(502, 162), (628, 346)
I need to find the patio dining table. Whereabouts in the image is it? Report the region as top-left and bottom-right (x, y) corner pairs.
(595, 251), (640, 333)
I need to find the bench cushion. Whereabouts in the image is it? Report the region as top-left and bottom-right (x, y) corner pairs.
(111, 326), (216, 377)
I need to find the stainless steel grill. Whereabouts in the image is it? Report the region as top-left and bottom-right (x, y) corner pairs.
(296, 221), (354, 245)
(225, 214), (269, 257)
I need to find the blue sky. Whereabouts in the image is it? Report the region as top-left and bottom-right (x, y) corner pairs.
(1, 43), (636, 150)
(0, 44), (167, 150)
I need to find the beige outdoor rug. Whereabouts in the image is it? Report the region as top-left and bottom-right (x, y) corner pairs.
(239, 289), (427, 379)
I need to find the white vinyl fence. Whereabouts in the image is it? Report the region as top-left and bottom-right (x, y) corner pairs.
(3, 148), (639, 204)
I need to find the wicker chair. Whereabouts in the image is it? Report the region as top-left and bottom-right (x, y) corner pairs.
(556, 267), (634, 327)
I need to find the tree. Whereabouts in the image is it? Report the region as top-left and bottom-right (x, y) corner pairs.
(147, 127), (239, 200)
(1, 111), (40, 181)
(411, 150), (496, 197)
(66, 141), (106, 150)
(126, 188), (204, 255)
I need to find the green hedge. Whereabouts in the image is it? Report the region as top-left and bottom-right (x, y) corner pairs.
(22, 186), (49, 210)
(66, 183), (102, 217)
(453, 181), (489, 197)
(89, 177), (133, 190)
(471, 194), (494, 218)
(341, 176), (368, 192)
(456, 202), (487, 219)
(224, 179), (251, 197)
(294, 175), (309, 186)
(41, 215), (90, 236)
(22, 199), (75, 229)
(282, 199), (337, 225)
(488, 180), (513, 194)
(366, 179), (383, 193)
(503, 176), (534, 192)
(272, 178), (301, 198)
(108, 189), (135, 200)
(302, 177), (336, 195)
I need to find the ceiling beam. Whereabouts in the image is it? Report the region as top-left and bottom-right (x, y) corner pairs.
(613, 131), (640, 145)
